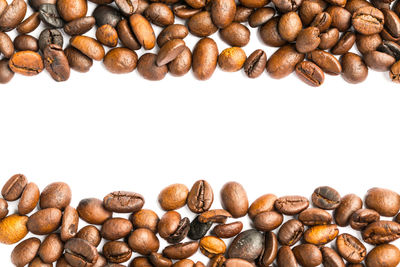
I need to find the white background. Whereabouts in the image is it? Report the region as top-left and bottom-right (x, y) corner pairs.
(1, 0), (400, 266)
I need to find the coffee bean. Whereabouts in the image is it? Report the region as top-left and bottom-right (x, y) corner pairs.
(137, 53), (168, 80)
(40, 182), (71, 210)
(295, 61), (325, 86)
(130, 209), (159, 233)
(76, 225), (101, 247)
(188, 215), (213, 240)
(77, 198), (112, 225)
(334, 194), (363, 227)
(378, 41), (400, 60)
(218, 47), (247, 72)
(60, 206), (79, 242)
(172, 3), (201, 19)
(101, 218), (133, 241)
(298, 208), (333, 226)
(27, 208), (62, 235)
(93, 255), (108, 267)
(103, 47), (138, 74)
(220, 22), (250, 47)
(254, 211), (284, 232)
(95, 24), (118, 47)
(243, 49), (267, 78)
(39, 4), (64, 28)
(64, 46), (93, 73)
(362, 220), (400, 245)
(93, 5), (121, 27)
(299, 0), (327, 25)
(14, 34), (38, 52)
(57, 0), (87, 22)
(157, 24), (189, 47)
(103, 241), (132, 263)
(149, 252), (173, 267)
(211, 0), (236, 28)
(9, 51), (44, 76)
(64, 238), (99, 267)
(260, 17), (287, 47)
(29, 257), (52, 267)
(0, 198), (8, 220)
(341, 52), (368, 83)
(296, 27), (321, 53)
(103, 191), (144, 213)
(192, 38), (218, 80)
(159, 211), (190, 243)
(187, 180), (213, 214)
(365, 188), (400, 216)
(70, 36), (105, 61)
(266, 44), (305, 79)
(220, 182), (248, 218)
(129, 14), (156, 50)
(199, 236), (226, 258)
(128, 228), (160, 255)
(352, 6), (384, 35)
(234, 5), (253, 22)
(293, 244), (323, 267)
(248, 194), (277, 219)
(130, 256), (153, 267)
(11, 237), (41, 267)
(64, 16), (96, 36)
(43, 44), (71, 82)
(349, 209), (380, 230)
(29, 0), (56, 10)
(312, 186), (341, 210)
(327, 6), (351, 32)
(364, 51), (396, 71)
(2, 174), (28, 201)
(174, 259), (195, 267)
(356, 33), (382, 54)
(0, 0), (27, 32)
(345, 0), (372, 14)
(117, 19), (141, 50)
(390, 60), (400, 82)
(163, 241), (199, 260)
(0, 32), (15, 58)
(188, 11), (218, 37)
(213, 221), (243, 239)
(0, 59), (14, 84)
(365, 244), (400, 267)
(311, 12), (332, 32)
(321, 247), (345, 267)
(279, 12), (302, 42)
(157, 39), (186, 66)
(304, 224), (339, 245)
(249, 7), (275, 28)
(277, 246), (298, 267)
(144, 3), (174, 27)
(336, 233), (366, 263)
(259, 232), (278, 266)
(38, 233), (63, 263)
(116, 0), (138, 16)
(38, 29), (63, 52)
(0, 214), (28, 244)
(331, 31), (356, 55)
(277, 219), (304, 246)
(319, 28), (340, 50)
(208, 255), (226, 267)
(273, 0), (302, 12)
(228, 229), (264, 261)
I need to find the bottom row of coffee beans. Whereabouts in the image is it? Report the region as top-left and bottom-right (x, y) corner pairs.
(1, 174), (400, 266)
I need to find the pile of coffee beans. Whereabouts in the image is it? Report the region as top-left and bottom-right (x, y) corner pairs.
(2, 174), (400, 266)
(0, 0), (400, 85)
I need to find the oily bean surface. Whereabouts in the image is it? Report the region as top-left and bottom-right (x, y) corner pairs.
(43, 44), (71, 82)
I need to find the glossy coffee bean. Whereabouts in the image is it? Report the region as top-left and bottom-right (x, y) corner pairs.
(312, 186), (341, 210)
(0, 214), (28, 244)
(307, 49), (342, 75)
(9, 51), (44, 76)
(296, 27), (321, 53)
(77, 198), (112, 225)
(327, 6), (351, 32)
(321, 247), (345, 267)
(364, 51), (395, 71)
(248, 7), (275, 28)
(266, 44), (305, 79)
(129, 14), (156, 50)
(188, 215), (213, 240)
(76, 225), (101, 247)
(278, 219), (304, 246)
(0, 32), (15, 58)
(64, 16), (95, 36)
(70, 36), (105, 61)
(172, 3), (201, 19)
(298, 208), (332, 226)
(233, 5), (252, 23)
(149, 252), (173, 267)
(352, 6), (384, 35)
(93, 5), (121, 27)
(128, 228), (160, 255)
(248, 194), (277, 219)
(192, 38), (218, 80)
(319, 28), (340, 50)
(228, 229), (264, 261)
(57, 0), (87, 22)
(220, 182), (248, 218)
(272, 0), (302, 12)
(60, 206), (79, 242)
(64, 46), (93, 73)
(64, 238), (99, 267)
(218, 47), (246, 72)
(349, 209), (380, 230)
(362, 220), (400, 245)
(162, 241), (199, 260)
(168, 46), (192, 76)
(311, 12), (332, 32)
(259, 232), (278, 266)
(0, 0), (27, 32)
(279, 12), (302, 42)
(27, 208), (62, 235)
(334, 194), (363, 227)
(299, 0), (327, 25)
(103, 48), (138, 74)
(38, 233), (63, 263)
(188, 11), (217, 37)
(96, 24), (118, 47)
(43, 44), (71, 82)
(211, 0), (236, 28)
(137, 53), (168, 80)
(40, 182), (71, 210)
(130, 256), (153, 267)
(365, 244), (400, 267)
(293, 244), (323, 267)
(103, 241), (132, 263)
(244, 49), (267, 78)
(38, 29), (63, 52)
(14, 35), (38, 52)
(365, 188), (400, 216)
(144, 3), (174, 27)
(390, 60), (400, 82)
(213, 221), (243, 239)
(331, 31), (356, 55)
(130, 209), (159, 233)
(39, 4), (64, 28)
(117, 19), (141, 51)
(304, 224), (339, 245)
(199, 236), (226, 258)
(295, 61), (325, 87)
(220, 22), (250, 47)
(260, 17), (287, 47)
(157, 24), (189, 47)
(101, 218), (133, 241)
(0, 59), (14, 84)
(157, 39), (186, 66)
(277, 246), (298, 267)
(11, 237), (41, 267)
(356, 33), (382, 54)
(336, 233), (366, 263)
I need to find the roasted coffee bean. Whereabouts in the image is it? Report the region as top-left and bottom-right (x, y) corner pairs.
(129, 14), (156, 50)
(157, 39), (186, 66)
(234, 5), (253, 22)
(345, 0), (372, 14)
(365, 188), (400, 217)
(0, 0), (27, 31)
(248, 194), (277, 219)
(43, 44), (71, 82)
(331, 31), (356, 55)
(211, 0), (236, 28)
(70, 36), (105, 61)
(220, 22), (250, 47)
(187, 180), (213, 214)
(103, 191), (144, 213)
(57, 0), (87, 22)
(295, 61), (325, 86)
(321, 247), (345, 267)
(259, 232), (278, 266)
(136, 0), (149, 14)
(334, 194), (363, 227)
(218, 47), (246, 72)
(2, 174), (27, 201)
(213, 222), (243, 239)
(76, 225), (101, 247)
(9, 51), (44, 76)
(172, 3), (201, 19)
(319, 28), (340, 50)
(275, 196), (309, 215)
(336, 233), (366, 263)
(296, 27), (321, 53)
(304, 224), (339, 245)
(382, 9), (400, 38)
(327, 6), (351, 32)
(93, 5), (121, 27)
(266, 44), (305, 79)
(362, 220), (400, 245)
(29, 257), (52, 267)
(208, 254), (226, 267)
(365, 244), (400, 267)
(228, 229), (264, 261)
(239, 0), (268, 8)
(312, 186), (341, 210)
(77, 198), (112, 225)
(254, 211), (284, 232)
(103, 241), (132, 263)
(364, 51), (396, 71)
(144, 3), (174, 27)
(173, 259), (195, 267)
(298, 208), (333, 226)
(0, 198), (8, 219)
(378, 41), (400, 60)
(341, 52), (368, 83)
(349, 209), (380, 230)
(272, 0), (301, 12)
(352, 6), (384, 35)
(293, 244), (323, 267)
(117, 19), (141, 50)
(390, 60), (400, 82)
(60, 206), (79, 242)
(356, 33), (382, 54)
(168, 45), (191, 76)
(192, 37), (218, 80)
(128, 228), (160, 255)
(38, 233), (64, 263)
(221, 182), (249, 218)
(130, 256), (153, 267)
(157, 24), (189, 47)
(299, 0), (327, 25)
(11, 237), (41, 267)
(159, 211), (190, 243)
(163, 241), (199, 260)
(64, 238), (99, 267)
(137, 53), (168, 80)
(307, 49), (341, 75)
(158, 184), (189, 210)
(14, 35), (38, 52)
(39, 4), (64, 28)
(278, 219), (304, 246)
(188, 11), (218, 37)
(93, 255), (107, 267)
(38, 29), (63, 52)
(243, 49), (267, 78)
(277, 246), (298, 267)
(199, 236), (226, 258)
(27, 208), (62, 235)
(130, 209), (159, 233)
(64, 16), (96, 36)
(149, 252), (173, 267)
(260, 17), (287, 47)
(0, 59), (14, 84)
(0, 214), (28, 244)
(188, 215), (213, 240)
(64, 46), (93, 73)
(101, 218), (133, 241)
(40, 182), (71, 210)
(103, 48), (138, 74)
(116, 0), (138, 16)
(95, 24), (118, 47)
(311, 12), (332, 32)
(0, 32), (15, 58)
(279, 12), (302, 42)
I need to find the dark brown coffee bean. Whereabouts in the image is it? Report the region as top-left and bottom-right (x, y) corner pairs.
(362, 220), (400, 245)
(39, 4), (64, 28)
(128, 228), (160, 255)
(364, 51), (395, 71)
(275, 195), (309, 215)
(2, 174), (27, 201)
(27, 208), (62, 235)
(60, 206), (79, 242)
(103, 191), (144, 213)
(0, 32), (14, 58)
(334, 194), (363, 227)
(188, 215), (213, 240)
(327, 6), (351, 32)
(64, 16), (95, 36)
(365, 244), (400, 267)
(218, 47), (247, 72)
(137, 53), (168, 80)
(296, 27), (321, 53)
(266, 44), (305, 79)
(38, 28), (63, 52)
(38, 233), (63, 263)
(144, 3), (174, 27)
(312, 186), (341, 210)
(43, 44), (71, 82)
(116, 0), (138, 16)
(304, 224), (339, 245)
(64, 46), (93, 73)
(356, 33), (382, 54)
(117, 19), (141, 51)
(279, 12), (302, 42)
(0, 59), (14, 84)
(187, 180), (213, 214)
(11, 237), (41, 267)
(93, 5), (121, 27)
(349, 209), (380, 230)
(213, 222), (243, 239)
(130, 209), (159, 233)
(0, 0), (27, 32)
(172, 3), (201, 19)
(211, 0), (236, 28)
(192, 37), (218, 80)
(278, 219), (304, 246)
(277, 246), (298, 267)
(259, 232), (278, 267)
(311, 12), (332, 32)
(299, 0), (327, 25)
(248, 194), (277, 219)
(103, 241), (132, 263)
(129, 14), (156, 50)
(298, 208), (333, 226)
(220, 22), (250, 47)
(77, 198), (112, 225)
(321, 247), (345, 267)
(340, 52), (368, 83)
(57, 0), (87, 22)
(220, 182), (248, 218)
(0, 198), (8, 219)
(64, 238), (99, 267)
(157, 39), (186, 66)
(293, 244), (323, 267)
(188, 11), (217, 37)
(319, 28), (340, 50)
(101, 218), (133, 241)
(336, 233), (366, 263)
(199, 236), (226, 258)
(163, 241), (199, 260)
(365, 188), (400, 216)
(331, 31), (356, 55)
(239, 0), (268, 8)
(70, 36), (105, 61)
(295, 61), (325, 87)
(352, 6), (384, 35)
(378, 40), (400, 60)
(260, 17), (287, 47)
(228, 229), (263, 261)
(103, 47), (138, 74)
(14, 35), (38, 52)
(234, 5), (253, 22)
(76, 225), (101, 247)
(40, 182), (71, 210)
(243, 49), (267, 78)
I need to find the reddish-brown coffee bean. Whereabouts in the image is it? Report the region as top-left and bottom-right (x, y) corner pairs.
(311, 12), (332, 32)
(336, 233), (366, 263)
(277, 246), (298, 267)
(192, 37), (218, 80)
(0, 32), (14, 58)
(327, 6), (351, 32)
(218, 47), (247, 72)
(331, 31), (356, 55)
(279, 12), (302, 42)
(137, 53), (168, 80)
(334, 194), (363, 227)
(362, 220), (400, 245)
(117, 19), (141, 50)
(312, 186), (341, 210)
(266, 44), (305, 79)
(103, 191), (145, 213)
(2, 174), (28, 201)
(239, 0), (269, 8)
(43, 44), (71, 82)
(319, 28), (340, 50)
(70, 36), (105, 61)
(163, 241), (199, 260)
(234, 5), (253, 22)
(76, 225), (101, 247)
(29, 257), (52, 267)
(299, 0), (327, 25)
(130, 256), (153, 267)
(64, 16), (96, 36)
(220, 22), (250, 47)
(116, 0), (138, 16)
(345, 0), (372, 13)
(356, 33), (382, 54)
(27, 208), (62, 235)
(390, 60), (400, 82)
(211, 0), (236, 28)
(144, 3), (174, 27)
(158, 211), (187, 243)
(275, 195), (310, 215)
(57, 0), (87, 22)
(38, 233), (63, 263)
(248, 7), (274, 28)
(0, 0), (27, 32)
(340, 52), (368, 83)
(307, 49), (342, 75)
(157, 39), (186, 66)
(243, 49), (267, 78)
(278, 219), (304, 246)
(103, 48), (138, 74)
(172, 3), (201, 19)
(77, 198), (112, 225)
(102, 218), (133, 240)
(18, 182), (39, 215)
(14, 35), (38, 52)
(321, 247), (345, 267)
(60, 206), (79, 242)
(248, 194), (277, 219)
(352, 6), (384, 35)
(103, 241), (132, 263)
(365, 244), (400, 267)
(220, 182), (248, 218)
(254, 211), (284, 232)
(350, 209), (380, 230)
(17, 12), (40, 34)
(293, 244), (323, 267)
(0, 198), (8, 219)
(129, 14), (156, 50)
(149, 252), (173, 267)
(128, 228), (160, 255)
(296, 27), (321, 53)
(40, 182), (71, 210)
(11, 237), (41, 267)
(158, 24), (188, 47)
(96, 24), (118, 47)
(213, 222), (243, 239)
(295, 61), (325, 87)
(365, 188), (400, 217)
(298, 208), (333, 226)
(188, 11), (218, 37)
(364, 51), (396, 71)
(159, 184), (189, 211)
(64, 238), (99, 267)
(260, 17), (287, 47)
(131, 209), (160, 233)
(259, 232), (278, 266)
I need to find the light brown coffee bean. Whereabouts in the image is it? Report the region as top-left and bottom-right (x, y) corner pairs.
(103, 47), (138, 74)
(11, 237), (41, 267)
(192, 37), (218, 80)
(40, 182), (71, 210)
(188, 11), (218, 37)
(101, 218), (133, 240)
(254, 211), (284, 232)
(220, 22), (250, 47)
(218, 47), (247, 72)
(157, 39), (186, 66)
(129, 14), (156, 50)
(199, 236), (226, 258)
(137, 53), (168, 80)
(60, 206), (79, 242)
(130, 209), (159, 233)
(128, 228), (160, 255)
(38, 233), (63, 263)
(76, 225), (101, 247)
(279, 12), (302, 42)
(77, 198), (112, 225)
(211, 0), (236, 28)
(17, 12), (40, 34)
(340, 52), (368, 83)
(70, 36), (105, 61)
(248, 194), (277, 219)
(18, 182), (39, 215)
(220, 182), (248, 218)
(0, 0), (27, 32)
(266, 44), (305, 79)
(303, 224), (339, 245)
(0, 32), (14, 58)
(27, 208), (62, 235)
(0, 214), (28, 244)
(365, 188), (400, 217)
